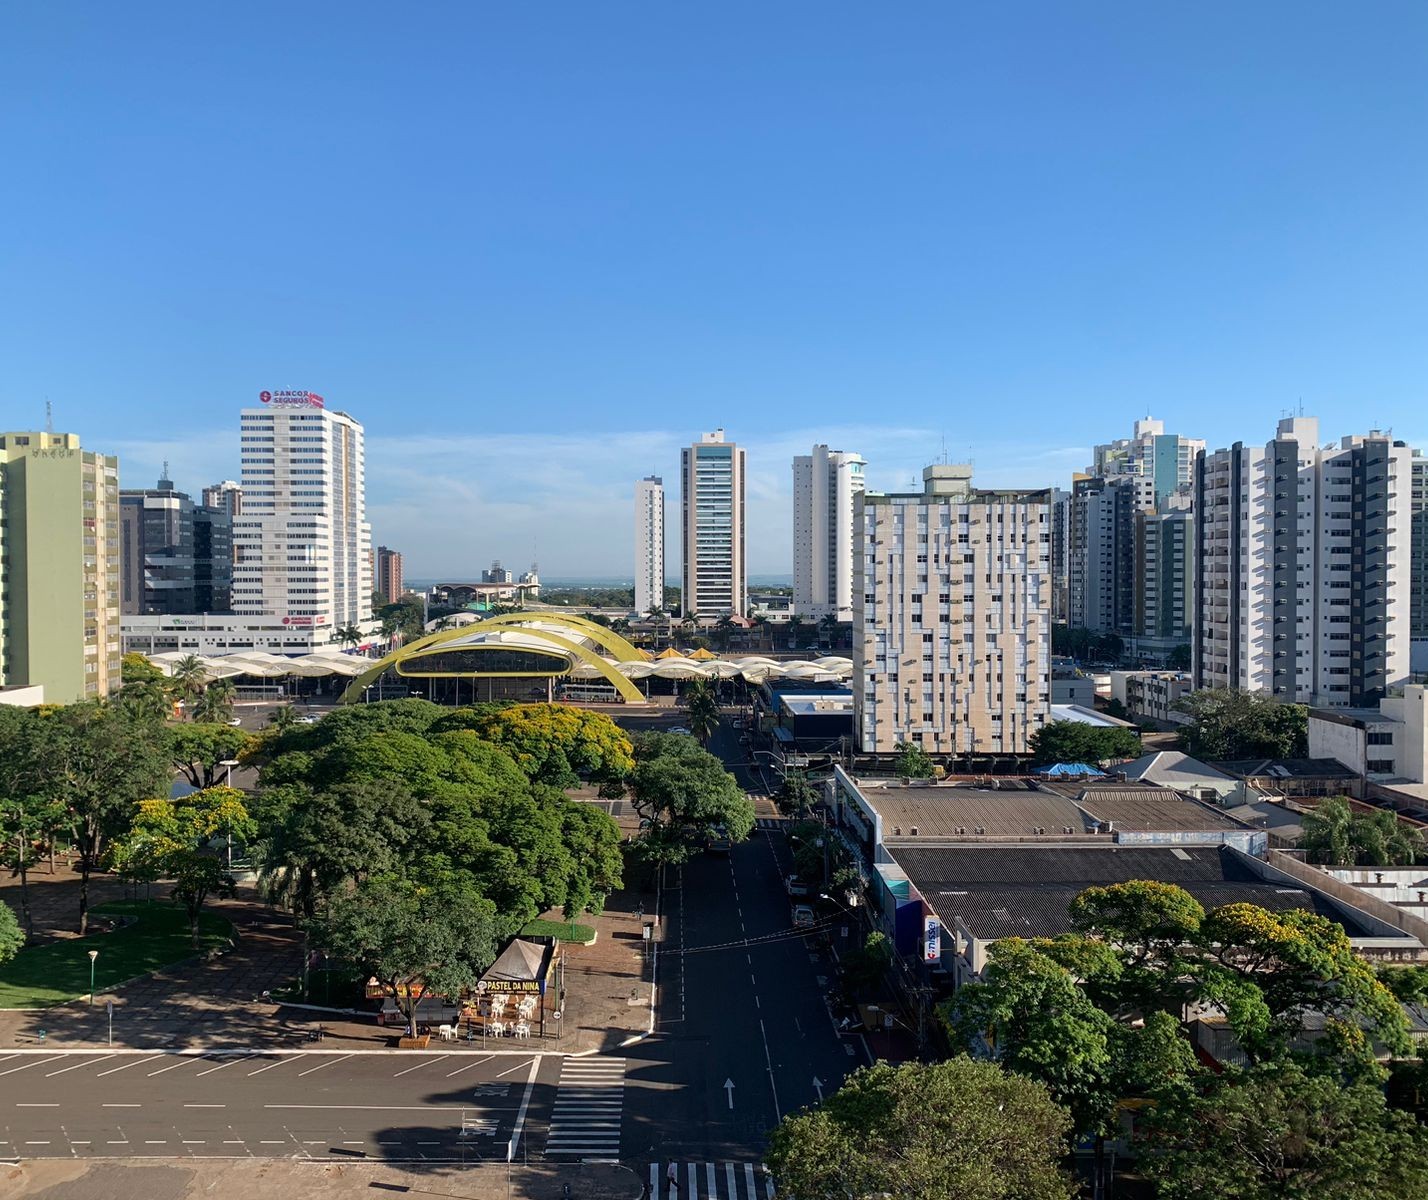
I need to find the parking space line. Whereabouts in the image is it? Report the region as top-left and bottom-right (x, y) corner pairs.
(45, 1056), (111, 1077)
(102, 1103), (141, 1107)
(96, 1055), (166, 1077)
(184, 1103), (225, 1108)
(246, 1057), (290, 1076)
(393, 1054), (449, 1077)
(0, 1055), (66, 1076)
(16, 1103), (59, 1107)
(146, 1059), (190, 1077)
(298, 1052), (353, 1077)
(196, 1055), (254, 1077)
(445, 1055), (494, 1077)
(494, 1057), (534, 1079)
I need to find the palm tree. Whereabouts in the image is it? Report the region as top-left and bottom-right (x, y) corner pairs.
(713, 615), (736, 652)
(267, 705), (298, 733)
(683, 679), (720, 746)
(750, 613), (769, 651)
(192, 678), (236, 724)
(819, 613), (840, 649)
(786, 615), (806, 651)
(336, 625), (363, 653)
(170, 654), (208, 719)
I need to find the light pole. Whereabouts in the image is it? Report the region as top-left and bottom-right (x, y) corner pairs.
(219, 759), (241, 869)
(87, 949), (98, 1007)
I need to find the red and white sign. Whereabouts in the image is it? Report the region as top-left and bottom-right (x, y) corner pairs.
(260, 389), (325, 409)
(282, 616), (315, 626)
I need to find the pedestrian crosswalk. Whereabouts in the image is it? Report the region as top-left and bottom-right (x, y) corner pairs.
(544, 1056), (625, 1158)
(649, 1162), (775, 1198)
(755, 817), (783, 829)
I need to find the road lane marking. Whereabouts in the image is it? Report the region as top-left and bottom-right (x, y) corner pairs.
(392, 1054), (449, 1077)
(508, 1056), (541, 1161)
(102, 1102), (141, 1107)
(146, 1059), (190, 1076)
(259, 1140), (286, 1145)
(0, 1055), (65, 1076)
(107, 1140), (129, 1145)
(494, 1057), (534, 1079)
(70, 1140), (90, 1145)
(196, 1055), (254, 1077)
(297, 1053), (353, 1077)
(144, 1140), (167, 1145)
(182, 1140), (206, 1144)
(16, 1103), (59, 1107)
(45, 1056), (111, 1077)
(24, 1141), (51, 1145)
(96, 1056), (166, 1077)
(184, 1103), (225, 1108)
(445, 1055), (494, 1076)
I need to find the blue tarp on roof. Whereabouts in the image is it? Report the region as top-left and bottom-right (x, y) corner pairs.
(1034, 762), (1101, 777)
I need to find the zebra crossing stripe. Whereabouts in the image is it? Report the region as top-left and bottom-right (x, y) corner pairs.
(546, 1057), (625, 1156)
(647, 1162), (774, 1198)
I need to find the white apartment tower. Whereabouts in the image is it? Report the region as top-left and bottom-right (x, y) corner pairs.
(793, 444), (866, 621)
(233, 392), (373, 642)
(1193, 417), (1411, 707)
(635, 475), (666, 615)
(854, 464), (1052, 756)
(1092, 416), (1205, 508)
(681, 430), (746, 618)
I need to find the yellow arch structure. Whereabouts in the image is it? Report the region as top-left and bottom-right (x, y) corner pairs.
(337, 619), (645, 705)
(475, 611), (644, 662)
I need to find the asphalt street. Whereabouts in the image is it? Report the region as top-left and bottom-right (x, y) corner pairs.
(622, 719), (862, 1169)
(0, 1047), (549, 1163)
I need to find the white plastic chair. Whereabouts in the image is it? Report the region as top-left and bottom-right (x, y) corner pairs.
(436, 1023), (455, 1041)
(488, 1020), (506, 1038)
(514, 1021), (531, 1039)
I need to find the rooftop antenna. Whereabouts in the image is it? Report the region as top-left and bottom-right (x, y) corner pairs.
(44, 399), (53, 434)
(162, 459), (170, 481)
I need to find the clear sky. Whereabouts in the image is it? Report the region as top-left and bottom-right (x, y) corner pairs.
(3, 3), (1426, 577)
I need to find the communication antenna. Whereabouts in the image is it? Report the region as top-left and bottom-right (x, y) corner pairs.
(44, 399), (53, 434)
(162, 460), (171, 482)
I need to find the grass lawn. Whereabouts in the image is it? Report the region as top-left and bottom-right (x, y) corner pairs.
(0, 900), (235, 1009)
(521, 918), (596, 944)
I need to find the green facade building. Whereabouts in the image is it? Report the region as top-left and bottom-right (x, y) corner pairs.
(0, 432), (122, 703)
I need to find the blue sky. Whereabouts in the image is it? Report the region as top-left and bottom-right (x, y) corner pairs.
(3, 3), (1426, 576)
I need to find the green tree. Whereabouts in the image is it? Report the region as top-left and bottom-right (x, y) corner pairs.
(775, 770), (818, 818)
(115, 786), (255, 945)
(38, 701), (173, 933)
(191, 678), (236, 724)
(0, 902), (23, 963)
(169, 723), (255, 790)
(892, 740), (936, 779)
(117, 652), (173, 722)
(1167, 643), (1192, 671)
(1028, 720), (1141, 766)
(267, 705), (298, 734)
(682, 679), (720, 746)
(765, 1058), (1074, 1200)
(1175, 688), (1309, 760)
(336, 625), (364, 651)
(432, 703), (634, 788)
(1302, 796), (1423, 867)
(169, 654), (208, 717)
(311, 874), (499, 1037)
(0, 706), (67, 937)
(1140, 1060), (1428, 1200)
(628, 734), (754, 868)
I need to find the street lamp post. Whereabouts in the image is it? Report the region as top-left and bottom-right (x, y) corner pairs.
(87, 949), (98, 1007)
(219, 759), (241, 870)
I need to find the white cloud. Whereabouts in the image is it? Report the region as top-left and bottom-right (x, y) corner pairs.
(107, 423), (1092, 580)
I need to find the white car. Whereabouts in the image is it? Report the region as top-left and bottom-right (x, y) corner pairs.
(296, 714), (320, 725)
(226, 717), (243, 727)
(668, 725), (691, 736)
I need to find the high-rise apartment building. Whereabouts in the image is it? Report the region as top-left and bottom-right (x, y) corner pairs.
(793, 444), (866, 622)
(1066, 475), (1146, 636)
(202, 480), (243, 518)
(376, 545), (404, 603)
(193, 505), (233, 613)
(1091, 417), (1205, 509)
(0, 431), (121, 703)
(120, 475), (233, 617)
(1411, 450), (1427, 668)
(634, 476), (665, 614)
(1134, 502), (1194, 646)
(232, 392), (373, 641)
(1193, 417), (1411, 706)
(854, 464), (1052, 756)
(681, 430), (746, 618)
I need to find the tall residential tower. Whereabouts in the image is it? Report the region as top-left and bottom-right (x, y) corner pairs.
(232, 392), (373, 643)
(793, 444), (866, 621)
(1193, 417), (1410, 706)
(681, 430), (746, 618)
(0, 431), (121, 703)
(635, 475), (665, 615)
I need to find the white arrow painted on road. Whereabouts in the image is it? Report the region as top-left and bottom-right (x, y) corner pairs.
(812, 1077), (825, 1102)
(724, 1077), (736, 1109)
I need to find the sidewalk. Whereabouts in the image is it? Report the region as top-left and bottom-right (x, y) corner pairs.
(1, 1159), (642, 1200)
(0, 877), (655, 1056)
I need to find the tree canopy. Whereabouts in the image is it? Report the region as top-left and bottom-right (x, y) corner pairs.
(169, 723), (256, 790)
(765, 1058), (1073, 1200)
(1301, 796), (1423, 867)
(1174, 688), (1308, 760)
(627, 733), (754, 867)
(1028, 720), (1141, 766)
(892, 740), (936, 779)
